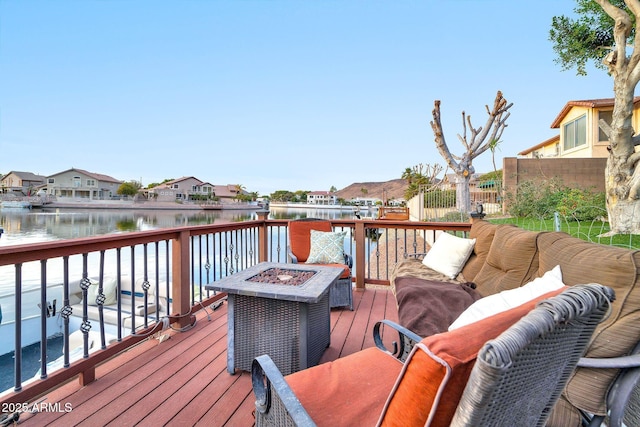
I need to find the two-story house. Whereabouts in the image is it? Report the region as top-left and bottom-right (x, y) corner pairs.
(499, 97), (629, 213)
(518, 97), (640, 159)
(1, 171), (47, 195)
(46, 168), (122, 200)
(307, 191), (337, 205)
(151, 177), (215, 202)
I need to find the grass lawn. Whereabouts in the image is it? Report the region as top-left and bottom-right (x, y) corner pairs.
(488, 217), (640, 250)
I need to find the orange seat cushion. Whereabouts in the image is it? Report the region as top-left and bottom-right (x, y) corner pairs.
(286, 347), (403, 427)
(305, 262), (350, 279)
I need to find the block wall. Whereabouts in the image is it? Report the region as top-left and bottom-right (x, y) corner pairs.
(502, 157), (607, 214)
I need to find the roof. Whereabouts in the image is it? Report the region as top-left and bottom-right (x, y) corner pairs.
(477, 180), (498, 188)
(308, 191), (336, 196)
(550, 97), (640, 128)
(48, 168), (122, 183)
(161, 176), (204, 186)
(1, 171), (47, 182)
(213, 184), (247, 198)
(518, 134), (560, 156)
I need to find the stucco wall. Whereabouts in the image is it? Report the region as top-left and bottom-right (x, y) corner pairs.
(502, 157), (607, 214)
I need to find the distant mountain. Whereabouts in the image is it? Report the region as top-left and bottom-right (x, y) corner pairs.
(335, 179), (408, 202)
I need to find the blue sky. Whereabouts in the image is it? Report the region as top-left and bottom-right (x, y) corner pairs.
(0, 0), (614, 196)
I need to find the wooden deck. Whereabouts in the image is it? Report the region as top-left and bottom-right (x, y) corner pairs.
(16, 286), (398, 426)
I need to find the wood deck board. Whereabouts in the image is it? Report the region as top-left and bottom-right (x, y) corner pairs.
(17, 286), (397, 426)
(77, 314), (228, 426)
(341, 288), (378, 355)
(103, 327), (228, 426)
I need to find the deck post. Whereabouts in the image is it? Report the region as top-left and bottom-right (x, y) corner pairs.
(256, 210), (270, 262)
(354, 221), (366, 289)
(79, 367), (96, 386)
(172, 230), (192, 328)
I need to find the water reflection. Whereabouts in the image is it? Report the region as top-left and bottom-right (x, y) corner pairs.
(0, 206), (359, 287)
(0, 206), (358, 247)
(269, 206), (357, 220)
(0, 208), (258, 246)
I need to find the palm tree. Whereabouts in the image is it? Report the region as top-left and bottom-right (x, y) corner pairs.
(401, 167), (413, 186)
(234, 184), (246, 202)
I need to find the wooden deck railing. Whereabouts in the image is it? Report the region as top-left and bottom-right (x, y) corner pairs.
(0, 213), (471, 405)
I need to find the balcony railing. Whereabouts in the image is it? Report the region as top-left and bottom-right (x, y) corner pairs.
(0, 212), (470, 405)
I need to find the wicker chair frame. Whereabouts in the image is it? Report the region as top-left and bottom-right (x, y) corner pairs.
(252, 284), (614, 427)
(450, 284), (614, 426)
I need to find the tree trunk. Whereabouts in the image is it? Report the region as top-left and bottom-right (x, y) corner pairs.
(606, 74), (640, 234)
(455, 173), (472, 213)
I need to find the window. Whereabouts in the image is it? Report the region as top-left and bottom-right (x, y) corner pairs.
(48, 178), (55, 184)
(73, 176), (81, 187)
(563, 114), (587, 150)
(598, 110), (613, 142)
(86, 179), (96, 186)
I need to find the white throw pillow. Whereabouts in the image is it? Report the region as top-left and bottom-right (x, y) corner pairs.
(448, 265), (565, 330)
(422, 232), (476, 279)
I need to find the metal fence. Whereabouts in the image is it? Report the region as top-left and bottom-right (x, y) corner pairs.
(407, 186), (502, 221)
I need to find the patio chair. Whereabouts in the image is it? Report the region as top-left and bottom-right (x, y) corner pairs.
(251, 284), (614, 427)
(576, 340), (640, 427)
(287, 218), (353, 310)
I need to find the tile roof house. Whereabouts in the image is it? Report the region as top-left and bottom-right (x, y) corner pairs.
(46, 168), (122, 200)
(0, 171), (47, 195)
(150, 177), (214, 202)
(150, 178), (247, 203)
(518, 97), (640, 159)
(212, 184), (250, 202)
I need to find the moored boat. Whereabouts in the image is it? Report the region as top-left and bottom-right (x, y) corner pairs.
(0, 201), (32, 209)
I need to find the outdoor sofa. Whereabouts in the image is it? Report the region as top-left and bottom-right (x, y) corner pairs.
(388, 219), (640, 426)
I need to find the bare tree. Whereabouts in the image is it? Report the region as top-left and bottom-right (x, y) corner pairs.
(430, 90), (513, 214)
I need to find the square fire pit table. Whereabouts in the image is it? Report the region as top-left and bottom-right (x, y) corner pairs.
(205, 262), (343, 376)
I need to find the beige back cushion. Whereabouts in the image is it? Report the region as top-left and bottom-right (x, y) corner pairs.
(461, 220), (497, 282)
(472, 224), (541, 297)
(537, 232), (640, 415)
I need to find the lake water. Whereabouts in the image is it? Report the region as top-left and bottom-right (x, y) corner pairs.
(0, 206), (358, 295)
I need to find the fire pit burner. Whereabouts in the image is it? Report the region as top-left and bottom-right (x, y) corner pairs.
(247, 267), (316, 286)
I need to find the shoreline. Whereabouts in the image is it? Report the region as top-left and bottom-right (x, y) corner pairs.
(269, 202), (377, 211)
(32, 200), (262, 211)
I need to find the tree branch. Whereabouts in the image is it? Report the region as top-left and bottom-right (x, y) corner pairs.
(470, 91), (512, 153)
(595, 0), (632, 75)
(430, 100), (460, 172)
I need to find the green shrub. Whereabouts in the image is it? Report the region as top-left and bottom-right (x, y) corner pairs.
(556, 188), (606, 221)
(506, 178), (605, 221)
(507, 178), (564, 219)
(441, 210), (468, 222)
